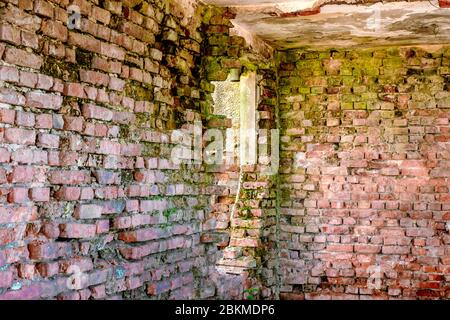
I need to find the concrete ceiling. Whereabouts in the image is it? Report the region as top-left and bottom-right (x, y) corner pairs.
(202, 0), (450, 50)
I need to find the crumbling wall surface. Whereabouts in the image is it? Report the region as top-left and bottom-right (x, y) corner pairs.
(278, 46), (450, 300)
(0, 0), (266, 300)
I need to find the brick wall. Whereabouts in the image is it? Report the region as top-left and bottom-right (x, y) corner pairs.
(1, 0), (448, 301)
(278, 46), (450, 300)
(0, 0), (275, 300)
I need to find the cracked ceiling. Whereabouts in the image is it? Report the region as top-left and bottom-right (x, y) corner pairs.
(202, 0), (450, 50)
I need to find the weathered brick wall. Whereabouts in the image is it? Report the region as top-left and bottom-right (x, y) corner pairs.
(0, 0), (272, 300)
(278, 46), (450, 300)
(2, 0), (447, 302)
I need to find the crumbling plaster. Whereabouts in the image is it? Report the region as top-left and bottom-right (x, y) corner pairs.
(203, 0), (450, 49)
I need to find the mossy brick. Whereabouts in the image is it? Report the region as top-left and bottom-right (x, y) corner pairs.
(380, 110), (395, 118)
(373, 49), (387, 58)
(208, 34), (229, 46)
(340, 102), (353, 110)
(339, 67), (353, 76)
(208, 46), (227, 56)
(439, 67), (450, 75)
(327, 77), (342, 86)
(283, 51), (301, 63)
(406, 57), (421, 66)
(230, 36), (245, 46)
(200, 80), (215, 93)
(444, 48), (450, 57)
(299, 87), (311, 94)
(362, 66), (380, 76)
(383, 58), (404, 68)
(341, 94), (360, 103)
(378, 75), (403, 84)
(227, 46), (241, 57)
(311, 87), (324, 94)
(381, 67), (407, 76)
(354, 102), (367, 110)
(331, 50), (346, 59)
(298, 59), (322, 72)
(205, 59), (228, 81)
(318, 51), (331, 59)
(279, 87), (291, 95)
(298, 68), (313, 77)
(356, 57), (382, 68)
(305, 52), (319, 59)
(286, 77), (304, 87)
(361, 92), (378, 100)
(386, 47), (400, 57)
(353, 86), (367, 93)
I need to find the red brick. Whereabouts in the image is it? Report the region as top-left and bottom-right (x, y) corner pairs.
(0, 109), (16, 124)
(41, 20), (67, 42)
(92, 56), (122, 74)
(41, 222), (60, 239)
(147, 280), (171, 295)
(80, 70), (110, 86)
(68, 32), (100, 53)
(34, 0), (54, 18)
(55, 187), (81, 201)
(439, 0), (450, 8)
(98, 140), (121, 155)
(0, 88), (26, 105)
(0, 270), (13, 288)
(35, 114), (53, 129)
(121, 144), (142, 157)
(4, 128), (36, 145)
(71, 0), (92, 15)
(19, 71), (38, 88)
(96, 220), (110, 234)
(21, 30), (39, 49)
(38, 133), (60, 149)
(37, 75), (53, 90)
(0, 148), (11, 163)
(63, 116), (84, 132)
(8, 188), (30, 203)
(82, 104), (113, 121)
(92, 6), (111, 24)
(90, 285), (106, 299)
(36, 262), (59, 278)
(8, 166), (35, 183)
(26, 92), (63, 110)
(0, 23), (21, 45)
(108, 77), (126, 91)
(81, 187), (94, 200)
(3, 47), (43, 69)
(59, 223), (96, 239)
(119, 243), (159, 260)
(0, 66), (19, 83)
(28, 242), (71, 260)
(15, 111), (35, 127)
(382, 246), (410, 254)
(18, 263), (36, 280)
(94, 170), (120, 184)
(74, 204), (103, 219)
(63, 83), (86, 99)
(48, 170), (90, 185)
(12, 149), (47, 165)
(354, 244), (381, 253)
(327, 244), (354, 252)
(113, 216), (132, 229)
(119, 228), (166, 243)
(100, 42), (125, 61)
(30, 188), (50, 202)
